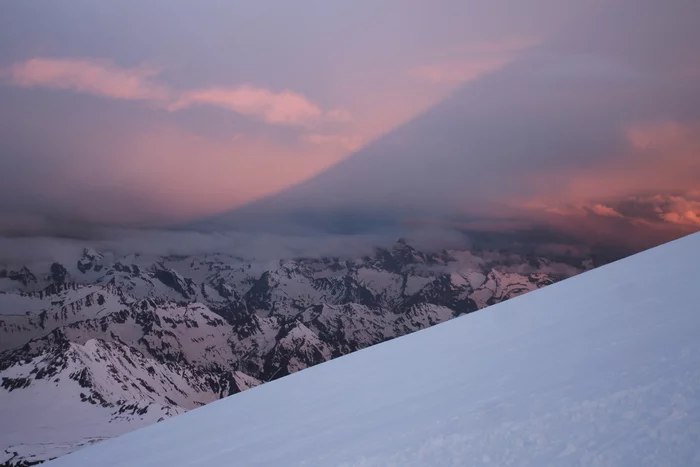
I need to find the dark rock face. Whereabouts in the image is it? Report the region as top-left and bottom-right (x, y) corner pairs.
(113, 263), (131, 273)
(400, 274), (477, 316)
(77, 249), (100, 273)
(244, 272), (275, 312)
(312, 276), (380, 309)
(215, 279), (234, 298)
(153, 269), (194, 299)
(7, 267), (37, 286)
(1, 376), (31, 391)
(50, 263), (68, 284)
(77, 261), (91, 274)
(1, 459), (48, 467)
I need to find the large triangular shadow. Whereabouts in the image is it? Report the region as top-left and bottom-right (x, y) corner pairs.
(186, 0), (699, 243)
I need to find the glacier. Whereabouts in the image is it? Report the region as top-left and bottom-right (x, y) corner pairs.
(42, 233), (700, 466)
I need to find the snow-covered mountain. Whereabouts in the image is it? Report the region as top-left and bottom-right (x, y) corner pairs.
(0, 240), (592, 465)
(38, 232), (700, 467)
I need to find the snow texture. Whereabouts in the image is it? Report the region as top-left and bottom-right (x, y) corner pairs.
(44, 233), (700, 466)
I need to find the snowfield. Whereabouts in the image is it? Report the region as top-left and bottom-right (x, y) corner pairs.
(44, 233), (700, 466)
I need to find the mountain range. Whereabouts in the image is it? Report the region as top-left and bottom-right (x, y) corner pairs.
(0, 240), (593, 465)
(37, 233), (700, 467)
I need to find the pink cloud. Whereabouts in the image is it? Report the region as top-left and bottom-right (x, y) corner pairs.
(169, 85), (324, 125)
(2, 58), (169, 101)
(663, 211), (700, 225)
(590, 204), (624, 218)
(652, 195), (700, 226)
(513, 191), (700, 249)
(514, 120), (700, 208)
(520, 200), (625, 220)
(2, 57), (348, 127)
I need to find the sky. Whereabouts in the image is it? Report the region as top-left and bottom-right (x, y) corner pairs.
(0, 0), (698, 254)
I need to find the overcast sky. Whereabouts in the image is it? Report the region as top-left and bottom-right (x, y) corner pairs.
(0, 0), (698, 252)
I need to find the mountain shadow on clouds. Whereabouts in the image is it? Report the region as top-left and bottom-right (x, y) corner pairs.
(190, 0), (700, 254)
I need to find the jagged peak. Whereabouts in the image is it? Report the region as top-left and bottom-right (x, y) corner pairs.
(82, 248), (103, 261)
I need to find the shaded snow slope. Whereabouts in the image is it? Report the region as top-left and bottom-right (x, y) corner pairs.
(46, 233), (700, 466)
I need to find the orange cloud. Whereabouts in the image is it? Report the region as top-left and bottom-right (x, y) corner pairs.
(663, 211), (700, 225)
(169, 85), (326, 125)
(647, 195), (700, 226)
(2, 58), (169, 101)
(500, 120), (700, 247)
(513, 193), (700, 252)
(518, 120), (700, 205)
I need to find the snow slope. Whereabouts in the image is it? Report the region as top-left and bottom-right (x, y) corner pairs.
(45, 233), (700, 466)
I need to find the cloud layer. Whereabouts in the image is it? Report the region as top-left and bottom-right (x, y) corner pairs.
(3, 58), (170, 101)
(0, 226), (471, 265)
(0, 0), (698, 258)
(168, 86), (324, 125)
(2, 57), (343, 126)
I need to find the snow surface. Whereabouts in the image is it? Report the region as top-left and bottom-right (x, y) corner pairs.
(44, 233), (700, 466)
